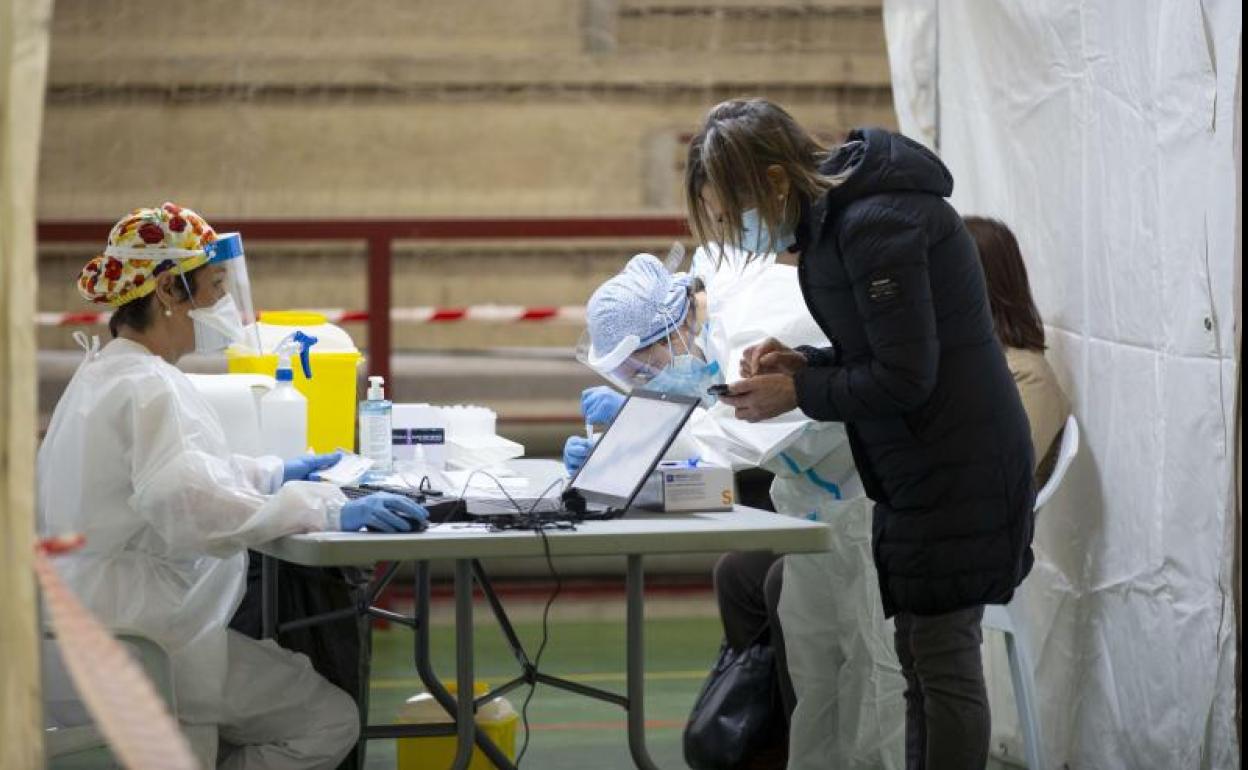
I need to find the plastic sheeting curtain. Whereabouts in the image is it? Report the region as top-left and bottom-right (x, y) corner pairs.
(883, 1), (1242, 768)
(1, 0), (54, 765)
(1233, 36), (1241, 750)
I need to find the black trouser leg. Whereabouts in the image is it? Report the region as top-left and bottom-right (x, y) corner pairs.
(712, 550), (796, 719)
(761, 557), (795, 717)
(892, 606), (990, 770)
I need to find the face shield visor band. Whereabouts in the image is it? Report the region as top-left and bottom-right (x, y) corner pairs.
(576, 330), (660, 392)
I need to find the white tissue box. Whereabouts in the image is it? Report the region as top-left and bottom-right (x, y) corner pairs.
(636, 463), (735, 512)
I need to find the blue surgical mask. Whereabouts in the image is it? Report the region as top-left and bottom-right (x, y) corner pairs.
(740, 208), (796, 255)
(646, 356), (724, 407)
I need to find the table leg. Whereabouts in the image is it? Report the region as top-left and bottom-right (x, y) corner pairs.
(261, 553), (279, 640)
(626, 554), (660, 770)
(414, 562), (453, 706)
(413, 563), (514, 769)
(353, 574), (374, 770)
(452, 559), (476, 770)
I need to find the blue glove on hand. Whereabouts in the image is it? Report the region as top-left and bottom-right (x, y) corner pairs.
(283, 451), (343, 484)
(563, 435), (593, 475)
(340, 492), (428, 533)
(581, 386), (626, 424)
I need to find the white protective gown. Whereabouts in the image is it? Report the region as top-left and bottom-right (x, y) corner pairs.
(37, 338), (352, 763)
(681, 251), (905, 770)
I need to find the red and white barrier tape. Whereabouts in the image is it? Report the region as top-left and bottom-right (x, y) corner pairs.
(37, 305), (587, 327)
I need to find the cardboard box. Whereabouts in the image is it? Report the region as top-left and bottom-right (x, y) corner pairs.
(636, 463), (735, 512)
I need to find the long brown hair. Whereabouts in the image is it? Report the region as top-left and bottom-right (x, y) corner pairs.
(685, 98), (844, 259)
(963, 216), (1047, 351)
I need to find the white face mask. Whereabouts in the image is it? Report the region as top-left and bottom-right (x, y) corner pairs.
(188, 294), (246, 353)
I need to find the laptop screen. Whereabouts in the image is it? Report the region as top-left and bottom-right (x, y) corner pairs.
(570, 390), (699, 508)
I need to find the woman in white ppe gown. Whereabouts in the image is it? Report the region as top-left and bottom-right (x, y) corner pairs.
(38, 204), (384, 769)
(571, 248), (905, 769)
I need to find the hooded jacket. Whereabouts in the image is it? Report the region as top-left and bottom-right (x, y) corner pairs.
(791, 128), (1036, 617)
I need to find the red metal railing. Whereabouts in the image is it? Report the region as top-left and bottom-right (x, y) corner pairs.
(38, 217), (690, 383)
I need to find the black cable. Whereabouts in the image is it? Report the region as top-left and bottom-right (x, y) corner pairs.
(457, 468), (510, 505)
(446, 468), (570, 767)
(525, 477), (571, 515)
(456, 468), (547, 516)
(515, 507), (562, 767)
(512, 475), (569, 765)
(457, 469), (573, 528)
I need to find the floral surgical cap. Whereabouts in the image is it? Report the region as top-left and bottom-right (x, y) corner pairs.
(77, 202), (217, 307)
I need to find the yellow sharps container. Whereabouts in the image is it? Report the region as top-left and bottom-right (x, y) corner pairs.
(396, 682), (518, 770)
(227, 311), (363, 453)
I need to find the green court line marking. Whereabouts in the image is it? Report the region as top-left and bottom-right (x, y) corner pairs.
(372, 669), (707, 690)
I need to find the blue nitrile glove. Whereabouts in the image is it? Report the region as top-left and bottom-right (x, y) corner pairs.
(340, 492), (428, 533)
(563, 435), (593, 475)
(283, 451), (343, 483)
(582, 386), (626, 424)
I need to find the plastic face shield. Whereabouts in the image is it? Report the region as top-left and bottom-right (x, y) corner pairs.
(576, 254), (700, 391)
(577, 330), (661, 392)
(575, 321), (700, 393)
(202, 233), (262, 351)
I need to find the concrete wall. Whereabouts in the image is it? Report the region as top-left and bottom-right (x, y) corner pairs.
(38, 0), (894, 351)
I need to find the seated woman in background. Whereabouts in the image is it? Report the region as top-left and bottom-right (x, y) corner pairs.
(964, 216), (1071, 488)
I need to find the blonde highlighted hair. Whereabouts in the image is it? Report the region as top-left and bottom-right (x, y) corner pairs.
(685, 98), (847, 260)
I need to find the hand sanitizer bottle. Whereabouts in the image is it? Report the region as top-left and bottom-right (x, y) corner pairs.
(359, 375), (393, 475)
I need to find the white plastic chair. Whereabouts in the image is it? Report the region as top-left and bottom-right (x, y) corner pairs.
(43, 630), (178, 762)
(983, 414), (1079, 769)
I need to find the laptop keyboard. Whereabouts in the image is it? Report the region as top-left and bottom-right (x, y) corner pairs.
(341, 486), (606, 519)
(340, 485), (428, 503)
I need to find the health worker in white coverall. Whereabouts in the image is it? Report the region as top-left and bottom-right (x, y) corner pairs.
(565, 247), (905, 769)
(38, 203), (427, 768)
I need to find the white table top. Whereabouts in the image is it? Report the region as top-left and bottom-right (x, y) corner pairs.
(257, 507), (832, 566)
(259, 458), (831, 566)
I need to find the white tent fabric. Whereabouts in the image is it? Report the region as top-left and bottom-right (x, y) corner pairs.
(883, 2), (1242, 768)
(1233, 32), (1242, 750)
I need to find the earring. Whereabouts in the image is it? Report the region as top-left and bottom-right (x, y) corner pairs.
(163, 305), (172, 317)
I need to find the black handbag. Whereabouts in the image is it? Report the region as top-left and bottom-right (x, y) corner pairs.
(683, 638), (780, 770)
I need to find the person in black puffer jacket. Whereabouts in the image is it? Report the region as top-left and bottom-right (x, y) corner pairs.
(688, 98), (1035, 770)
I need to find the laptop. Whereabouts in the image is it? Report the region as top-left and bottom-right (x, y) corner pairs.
(465, 389), (701, 521)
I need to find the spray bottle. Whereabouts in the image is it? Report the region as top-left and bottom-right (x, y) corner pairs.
(359, 375), (393, 475)
(260, 331), (317, 459)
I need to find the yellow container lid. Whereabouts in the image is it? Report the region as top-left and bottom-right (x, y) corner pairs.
(229, 310), (361, 356)
(260, 310), (328, 327)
